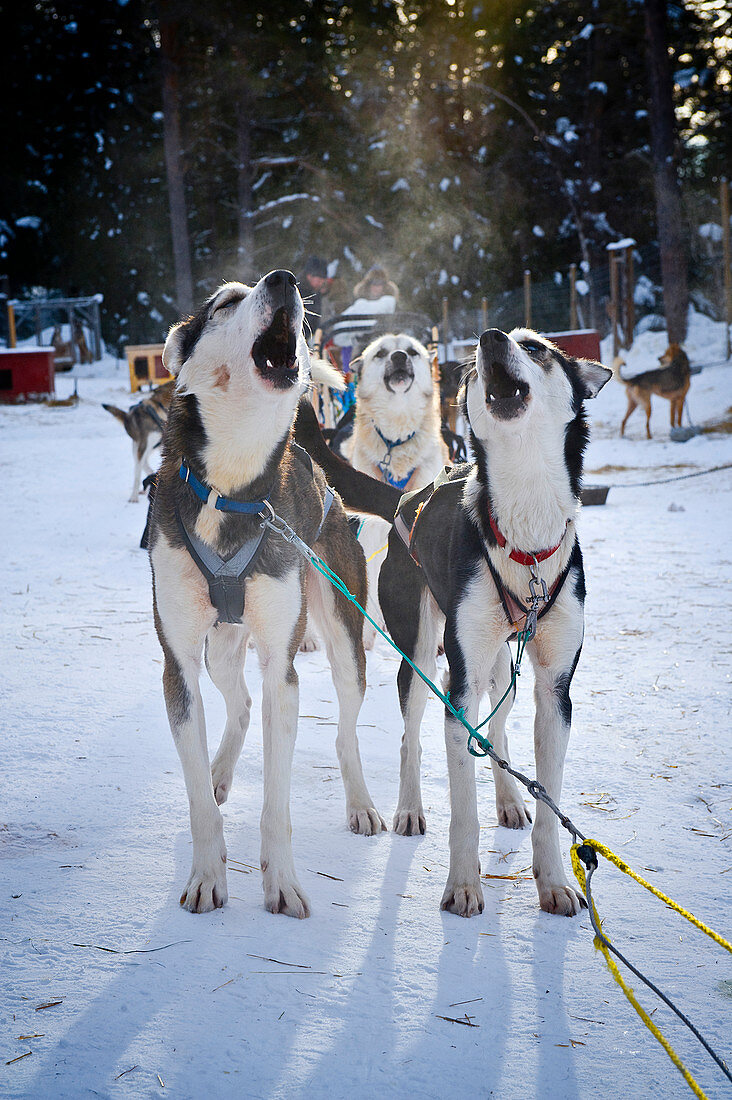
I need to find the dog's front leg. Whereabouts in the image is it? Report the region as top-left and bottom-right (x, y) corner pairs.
(153, 553), (226, 912)
(529, 634), (585, 917)
(163, 645), (228, 913)
(259, 656), (310, 918)
(441, 696), (483, 917)
(130, 440), (144, 502)
(251, 574), (310, 918)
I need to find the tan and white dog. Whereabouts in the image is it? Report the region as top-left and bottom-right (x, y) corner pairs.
(148, 270), (384, 918)
(342, 333), (448, 645)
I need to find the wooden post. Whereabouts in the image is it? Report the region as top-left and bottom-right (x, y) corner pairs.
(569, 264), (578, 330)
(523, 270), (531, 328)
(7, 302), (17, 347)
(35, 306), (42, 346)
(442, 296), (449, 336)
(481, 297), (488, 334)
(625, 243), (635, 349)
(722, 177), (731, 360)
(609, 255), (620, 359)
(92, 298), (102, 361)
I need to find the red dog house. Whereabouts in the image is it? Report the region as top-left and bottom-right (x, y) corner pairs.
(546, 329), (602, 363)
(0, 348), (56, 402)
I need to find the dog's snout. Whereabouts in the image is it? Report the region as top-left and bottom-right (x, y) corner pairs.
(390, 350), (408, 367)
(264, 269), (297, 291)
(479, 329), (508, 351)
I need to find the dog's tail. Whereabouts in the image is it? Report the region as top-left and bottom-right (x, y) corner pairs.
(294, 399), (401, 522)
(611, 355), (627, 381)
(102, 403), (133, 436)
(309, 356), (346, 392)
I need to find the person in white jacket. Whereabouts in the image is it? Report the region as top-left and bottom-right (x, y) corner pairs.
(331, 265), (400, 375)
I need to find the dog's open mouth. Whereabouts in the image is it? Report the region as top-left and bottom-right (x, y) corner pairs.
(384, 361), (414, 394)
(484, 357), (530, 420)
(252, 308), (299, 389)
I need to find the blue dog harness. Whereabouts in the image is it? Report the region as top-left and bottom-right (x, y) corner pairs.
(175, 444), (334, 624)
(373, 423), (416, 491)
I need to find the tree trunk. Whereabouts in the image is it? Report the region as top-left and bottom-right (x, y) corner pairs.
(159, 3), (193, 316)
(236, 90), (255, 282)
(644, 0), (689, 344)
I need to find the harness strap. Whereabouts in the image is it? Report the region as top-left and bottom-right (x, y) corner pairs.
(393, 471), (573, 629)
(479, 542), (573, 632)
(179, 461), (270, 514)
(394, 470), (467, 565)
(176, 442), (335, 624)
(373, 423), (417, 451)
(175, 508), (267, 624)
(143, 403), (167, 432)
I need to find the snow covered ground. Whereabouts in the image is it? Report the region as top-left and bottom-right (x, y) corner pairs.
(1, 313), (731, 1099)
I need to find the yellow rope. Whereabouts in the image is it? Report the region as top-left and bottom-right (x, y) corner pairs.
(364, 542), (389, 564)
(578, 839), (732, 953)
(571, 841), (731, 1100)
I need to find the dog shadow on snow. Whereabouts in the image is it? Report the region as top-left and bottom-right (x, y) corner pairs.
(26, 832), (582, 1099)
(22, 830), (264, 1097)
(276, 831), (582, 1100)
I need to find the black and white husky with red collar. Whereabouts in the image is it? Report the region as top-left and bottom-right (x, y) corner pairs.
(298, 327), (611, 917)
(377, 328), (611, 917)
(148, 270), (384, 919)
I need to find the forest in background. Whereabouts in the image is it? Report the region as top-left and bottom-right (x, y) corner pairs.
(1, 0), (730, 348)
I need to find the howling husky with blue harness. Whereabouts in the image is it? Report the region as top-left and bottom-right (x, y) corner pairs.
(148, 270), (385, 919)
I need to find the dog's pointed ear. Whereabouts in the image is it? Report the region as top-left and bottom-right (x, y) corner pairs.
(575, 358), (612, 399)
(162, 321), (186, 377)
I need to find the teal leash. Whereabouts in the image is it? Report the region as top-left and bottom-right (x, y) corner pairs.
(258, 505), (531, 763)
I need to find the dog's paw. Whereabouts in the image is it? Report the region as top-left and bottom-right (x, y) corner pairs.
(348, 805), (387, 835)
(440, 880), (484, 918)
(536, 879), (585, 917)
(393, 806), (426, 836)
(180, 851), (228, 913)
(263, 873), (310, 919)
(496, 796), (531, 830)
(299, 629), (320, 653)
(128, 493), (139, 504)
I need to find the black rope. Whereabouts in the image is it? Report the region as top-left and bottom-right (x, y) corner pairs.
(603, 462), (732, 490)
(584, 861), (732, 1086)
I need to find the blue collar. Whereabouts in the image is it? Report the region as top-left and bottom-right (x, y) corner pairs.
(179, 460), (270, 514)
(373, 423), (417, 452)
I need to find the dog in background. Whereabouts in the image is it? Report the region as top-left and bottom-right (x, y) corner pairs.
(618, 343), (690, 438)
(342, 332), (448, 646)
(72, 319), (93, 365)
(51, 325), (75, 370)
(102, 380), (175, 501)
(148, 271), (384, 918)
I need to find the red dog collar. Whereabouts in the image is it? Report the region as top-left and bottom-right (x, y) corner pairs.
(487, 508), (567, 567)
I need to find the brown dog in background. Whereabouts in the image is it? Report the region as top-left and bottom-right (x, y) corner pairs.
(619, 343), (690, 439)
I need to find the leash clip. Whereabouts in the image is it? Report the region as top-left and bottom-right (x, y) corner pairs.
(528, 558), (549, 604)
